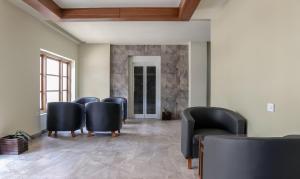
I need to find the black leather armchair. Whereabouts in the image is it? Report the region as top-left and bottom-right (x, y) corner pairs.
(102, 97), (127, 123)
(85, 102), (122, 137)
(203, 136), (300, 179)
(181, 107), (247, 169)
(73, 97), (100, 133)
(47, 102), (84, 137)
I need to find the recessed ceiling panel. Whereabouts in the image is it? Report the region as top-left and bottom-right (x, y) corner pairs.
(53, 0), (182, 8)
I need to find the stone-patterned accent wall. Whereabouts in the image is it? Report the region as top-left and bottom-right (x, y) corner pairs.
(110, 45), (188, 119)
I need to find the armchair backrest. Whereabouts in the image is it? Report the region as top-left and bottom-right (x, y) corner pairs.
(102, 97), (127, 119)
(203, 136), (300, 179)
(187, 107), (246, 134)
(102, 97), (124, 104)
(73, 97), (100, 105)
(85, 102), (122, 131)
(47, 102), (84, 131)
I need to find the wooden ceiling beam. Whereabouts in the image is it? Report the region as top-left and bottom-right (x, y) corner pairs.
(62, 8), (179, 21)
(119, 8), (179, 21)
(23, 0), (200, 21)
(23, 0), (62, 20)
(62, 8), (120, 20)
(179, 0), (201, 21)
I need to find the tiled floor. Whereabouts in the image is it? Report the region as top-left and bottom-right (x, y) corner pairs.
(0, 119), (198, 179)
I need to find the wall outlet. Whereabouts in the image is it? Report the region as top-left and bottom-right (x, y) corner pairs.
(267, 103), (275, 112)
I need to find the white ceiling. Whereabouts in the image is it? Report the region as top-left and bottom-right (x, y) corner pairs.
(56, 21), (210, 44)
(53, 0), (181, 8)
(10, 0), (217, 44)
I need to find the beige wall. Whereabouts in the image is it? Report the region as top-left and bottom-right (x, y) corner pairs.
(189, 42), (207, 107)
(0, 0), (78, 137)
(78, 44), (110, 99)
(211, 0), (300, 136)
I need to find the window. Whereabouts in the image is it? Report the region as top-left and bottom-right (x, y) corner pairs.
(40, 53), (71, 111)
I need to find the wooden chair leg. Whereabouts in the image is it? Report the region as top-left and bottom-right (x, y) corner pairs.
(48, 131), (52, 137)
(188, 158), (192, 169)
(88, 131), (94, 137)
(111, 131), (118, 137)
(80, 127), (84, 134)
(54, 131), (58, 138)
(71, 131), (76, 138)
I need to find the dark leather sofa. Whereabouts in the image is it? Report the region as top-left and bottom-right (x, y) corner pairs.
(203, 136), (300, 179)
(181, 107), (247, 169)
(47, 102), (84, 137)
(73, 97), (100, 133)
(85, 102), (122, 137)
(102, 97), (127, 123)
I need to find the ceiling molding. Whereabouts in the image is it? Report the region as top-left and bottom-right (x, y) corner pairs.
(23, 0), (201, 21)
(46, 21), (82, 44)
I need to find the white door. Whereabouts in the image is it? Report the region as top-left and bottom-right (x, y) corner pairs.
(129, 56), (161, 119)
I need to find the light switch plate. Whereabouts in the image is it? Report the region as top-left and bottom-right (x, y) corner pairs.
(267, 103), (275, 112)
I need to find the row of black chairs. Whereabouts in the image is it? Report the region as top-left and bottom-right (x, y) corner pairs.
(47, 97), (127, 137)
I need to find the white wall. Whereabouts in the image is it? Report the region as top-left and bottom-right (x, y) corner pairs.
(189, 42), (208, 107)
(211, 0), (300, 136)
(0, 0), (78, 137)
(78, 44), (110, 99)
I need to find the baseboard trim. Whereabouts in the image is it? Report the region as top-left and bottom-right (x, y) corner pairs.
(31, 130), (47, 139)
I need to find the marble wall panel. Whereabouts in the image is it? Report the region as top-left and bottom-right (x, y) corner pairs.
(110, 45), (188, 119)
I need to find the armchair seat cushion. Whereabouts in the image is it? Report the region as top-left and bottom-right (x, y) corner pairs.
(192, 129), (230, 157)
(193, 129), (230, 141)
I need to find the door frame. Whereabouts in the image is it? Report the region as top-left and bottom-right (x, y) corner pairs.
(128, 56), (161, 119)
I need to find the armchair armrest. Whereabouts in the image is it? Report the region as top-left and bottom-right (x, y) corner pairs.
(181, 110), (195, 158)
(224, 111), (247, 134)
